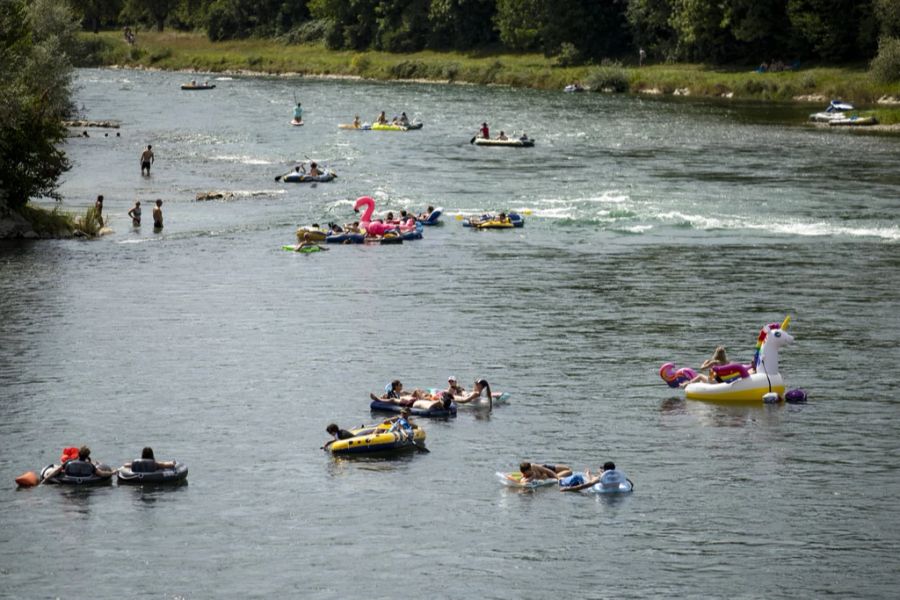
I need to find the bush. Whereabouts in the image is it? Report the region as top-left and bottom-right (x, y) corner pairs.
(350, 53), (371, 74)
(586, 63), (629, 92)
(282, 20), (329, 45)
(389, 60), (426, 79)
(870, 36), (900, 83)
(73, 206), (104, 238)
(148, 48), (172, 63)
(555, 43), (583, 67)
(18, 204), (73, 237)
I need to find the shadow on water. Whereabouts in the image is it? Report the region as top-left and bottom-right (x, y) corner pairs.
(124, 481), (190, 506)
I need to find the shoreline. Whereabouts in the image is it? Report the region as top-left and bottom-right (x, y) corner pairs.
(81, 32), (900, 115)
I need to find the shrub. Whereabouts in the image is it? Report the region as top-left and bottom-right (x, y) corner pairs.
(389, 60), (426, 79)
(18, 204), (73, 237)
(149, 48), (172, 63)
(870, 36), (900, 83)
(350, 53), (371, 74)
(586, 63), (629, 92)
(73, 206), (104, 238)
(555, 43), (583, 67)
(281, 20), (329, 44)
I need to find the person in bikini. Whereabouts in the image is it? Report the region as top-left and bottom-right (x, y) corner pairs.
(519, 462), (573, 482)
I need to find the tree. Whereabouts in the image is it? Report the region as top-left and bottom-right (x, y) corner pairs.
(121, 0), (178, 32)
(0, 0), (74, 211)
(427, 0), (497, 49)
(787, 0), (875, 61)
(494, 0), (545, 51)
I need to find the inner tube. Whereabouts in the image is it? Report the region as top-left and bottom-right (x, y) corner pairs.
(325, 232), (366, 244)
(117, 463), (188, 485)
(473, 137), (534, 147)
(40, 463), (113, 486)
(421, 209), (442, 225)
(327, 423), (426, 455)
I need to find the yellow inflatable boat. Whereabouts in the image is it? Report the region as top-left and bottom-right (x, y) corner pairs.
(326, 423), (426, 455)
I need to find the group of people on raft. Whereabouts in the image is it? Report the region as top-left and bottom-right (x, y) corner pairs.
(478, 122), (528, 142)
(367, 376), (494, 412)
(518, 461), (631, 492)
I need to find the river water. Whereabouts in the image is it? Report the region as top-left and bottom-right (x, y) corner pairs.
(1, 68), (899, 598)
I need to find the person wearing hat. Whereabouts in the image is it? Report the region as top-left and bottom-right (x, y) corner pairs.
(389, 407), (414, 440)
(681, 346), (728, 387)
(446, 376), (465, 397)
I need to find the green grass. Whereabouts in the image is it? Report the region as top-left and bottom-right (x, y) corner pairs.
(72, 206), (105, 238)
(17, 204), (75, 237)
(79, 31), (900, 105)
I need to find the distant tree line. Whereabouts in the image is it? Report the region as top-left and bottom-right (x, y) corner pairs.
(67, 0), (900, 70)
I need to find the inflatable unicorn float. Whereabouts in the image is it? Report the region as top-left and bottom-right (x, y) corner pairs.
(660, 316), (794, 403)
(353, 196), (423, 240)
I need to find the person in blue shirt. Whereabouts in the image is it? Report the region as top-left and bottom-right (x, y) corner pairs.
(389, 408), (414, 440)
(292, 102), (303, 122)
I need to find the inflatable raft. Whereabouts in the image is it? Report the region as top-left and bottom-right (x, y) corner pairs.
(282, 244), (323, 253)
(117, 460), (188, 485)
(660, 317), (794, 404)
(372, 122), (423, 131)
(282, 170), (336, 183)
(496, 471), (557, 489)
(326, 423), (426, 455)
(181, 83), (216, 91)
(420, 209), (442, 225)
(473, 137), (534, 147)
(462, 213), (525, 229)
(589, 470), (633, 494)
(325, 231), (366, 244)
(370, 398), (457, 418)
(40, 462), (113, 486)
(338, 123), (371, 130)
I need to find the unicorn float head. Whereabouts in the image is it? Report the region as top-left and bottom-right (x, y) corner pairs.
(659, 316), (794, 403)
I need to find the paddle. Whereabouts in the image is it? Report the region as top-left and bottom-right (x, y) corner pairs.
(470, 133), (477, 144)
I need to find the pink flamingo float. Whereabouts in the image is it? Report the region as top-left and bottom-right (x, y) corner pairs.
(353, 196), (418, 237)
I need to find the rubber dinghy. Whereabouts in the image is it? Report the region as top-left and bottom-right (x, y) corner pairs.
(181, 83), (216, 90)
(281, 170), (336, 183)
(371, 122), (423, 131)
(462, 213), (525, 229)
(326, 423), (426, 455)
(473, 137), (534, 147)
(660, 316), (794, 403)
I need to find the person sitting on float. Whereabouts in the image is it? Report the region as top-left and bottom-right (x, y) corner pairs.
(519, 462), (573, 482)
(308, 162), (321, 177)
(458, 378), (492, 404)
(446, 376), (465, 396)
(419, 205), (435, 220)
(497, 131), (509, 141)
(124, 447), (175, 472)
(352, 115), (361, 128)
(65, 446), (114, 478)
(681, 346), (728, 387)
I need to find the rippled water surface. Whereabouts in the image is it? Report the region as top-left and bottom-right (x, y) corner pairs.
(1, 69), (899, 598)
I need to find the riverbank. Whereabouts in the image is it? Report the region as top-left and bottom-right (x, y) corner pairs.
(0, 204), (73, 239)
(82, 32), (900, 115)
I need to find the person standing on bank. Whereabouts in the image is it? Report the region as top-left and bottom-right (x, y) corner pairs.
(140, 145), (154, 176)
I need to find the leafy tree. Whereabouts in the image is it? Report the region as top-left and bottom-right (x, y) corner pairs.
(874, 0), (900, 39)
(627, 0), (676, 61)
(668, 0), (732, 62)
(121, 0), (178, 32)
(0, 0), (74, 211)
(427, 0), (497, 49)
(71, 0), (124, 33)
(787, 0), (875, 61)
(494, 0), (544, 51)
(723, 0), (793, 61)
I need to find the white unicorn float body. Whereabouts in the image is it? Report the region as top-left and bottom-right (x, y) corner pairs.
(660, 317), (794, 404)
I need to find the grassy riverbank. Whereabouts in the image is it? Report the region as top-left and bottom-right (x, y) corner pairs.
(83, 31), (900, 117)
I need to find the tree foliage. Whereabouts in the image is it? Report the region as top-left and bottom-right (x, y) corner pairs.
(0, 0), (75, 211)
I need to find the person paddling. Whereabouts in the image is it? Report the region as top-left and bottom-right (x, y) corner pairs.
(480, 122), (490, 139)
(293, 102), (303, 123)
